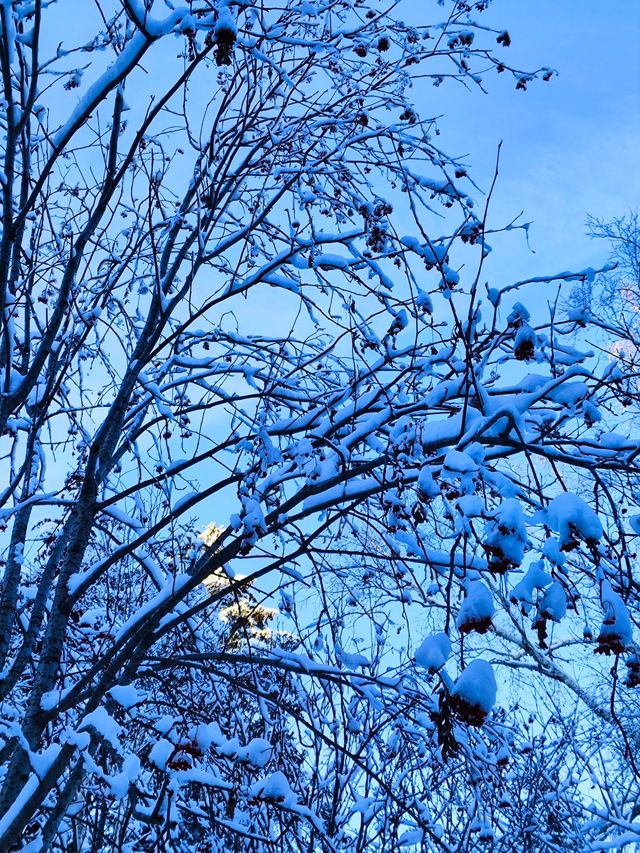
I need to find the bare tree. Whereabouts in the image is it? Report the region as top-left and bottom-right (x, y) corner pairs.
(570, 212), (640, 397)
(0, 1), (638, 850)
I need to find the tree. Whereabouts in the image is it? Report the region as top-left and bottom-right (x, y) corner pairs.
(0, 0), (638, 850)
(570, 212), (640, 396)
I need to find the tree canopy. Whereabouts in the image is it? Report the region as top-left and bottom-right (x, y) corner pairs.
(0, 1), (638, 850)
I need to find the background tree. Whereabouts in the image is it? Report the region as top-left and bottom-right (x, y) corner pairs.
(570, 212), (640, 405)
(0, 1), (638, 850)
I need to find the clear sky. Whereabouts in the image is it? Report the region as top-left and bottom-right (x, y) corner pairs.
(412, 0), (640, 283)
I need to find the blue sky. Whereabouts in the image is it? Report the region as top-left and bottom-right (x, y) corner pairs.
(413, 0), (640, 281)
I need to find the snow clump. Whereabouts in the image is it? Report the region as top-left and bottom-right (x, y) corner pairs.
(249, 771), (297, 806)
(451, 660), (497, 726)
(595, 580), (633, 655)
(415, 632), (451, 672)
(483, 498), (527, 573)
(456, 581), (494, 634)
(538, 492), (603, 551)
(509, 561), (551, 614)
(538, 581), (567, 623)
